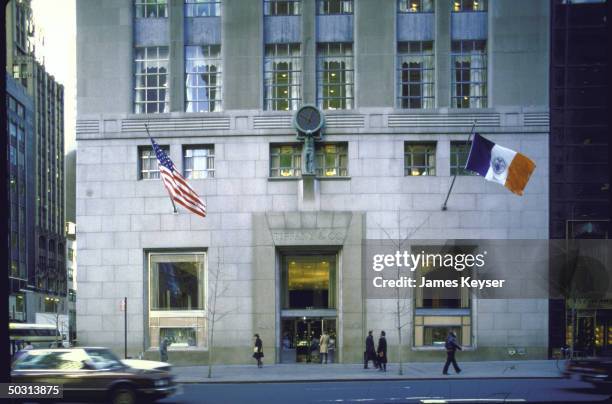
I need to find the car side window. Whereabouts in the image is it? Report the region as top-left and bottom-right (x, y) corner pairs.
(13, 351), (87, 370)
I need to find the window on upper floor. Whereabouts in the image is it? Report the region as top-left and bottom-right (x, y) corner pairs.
(315, 143), (348, 177)
(405, 142), (436, 176)
(270, 144), (302, 178)
(134, 46), (169, 114)
(397, 41), (435, 109)
(264, 0), (301, 15)
(452, 0), (487, 12)
(450, 141), (477, 176)
(317, 43), (354, 110)
(135, 0), (168, 18)
(264, 43), (302, 111)
(183, 145), (215, 179)
(185, 45), (222, 112)
(317, 0), (353, 14)
(185, 0), (221, 17)
(139, 145), (169, 180)
(398, 0), (434, 12)
(451, 40), (487, 108)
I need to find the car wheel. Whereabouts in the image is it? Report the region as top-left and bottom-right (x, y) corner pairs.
(111, 386), (136, 404)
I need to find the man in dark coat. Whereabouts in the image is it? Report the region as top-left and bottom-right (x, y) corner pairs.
(160, 338), (169, 362)
(443, 331), (462, 375)
(364, 330), (377, 369)
(377, 331), (387, 372)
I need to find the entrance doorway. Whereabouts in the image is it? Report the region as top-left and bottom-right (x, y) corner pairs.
(280, 317), (336, 363)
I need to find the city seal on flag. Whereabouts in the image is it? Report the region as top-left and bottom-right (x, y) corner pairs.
(465, 133), (536, 196)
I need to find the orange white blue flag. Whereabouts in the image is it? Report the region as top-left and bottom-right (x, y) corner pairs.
(465, 134), (536, 196)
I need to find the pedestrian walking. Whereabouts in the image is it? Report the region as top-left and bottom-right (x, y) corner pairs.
(443, 331), (462, 375)
(160, 337), (169, 362)
(377, 331), (387, 372)
(319, 330), (330, 364)
(253, 334), (264, 368)
(364, 330), (377, 369)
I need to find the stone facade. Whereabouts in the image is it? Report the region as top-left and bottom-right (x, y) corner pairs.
(76, 0), (550, 364)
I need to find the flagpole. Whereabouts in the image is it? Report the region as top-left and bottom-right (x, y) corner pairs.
(144, 123), (178, 214)
(441, 120), (477, 211)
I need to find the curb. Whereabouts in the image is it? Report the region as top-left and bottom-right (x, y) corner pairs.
(175, 375), (563, 384)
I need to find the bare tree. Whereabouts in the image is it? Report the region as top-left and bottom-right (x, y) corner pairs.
(375, 211), (431, 375)
(207, 250), (232, 379)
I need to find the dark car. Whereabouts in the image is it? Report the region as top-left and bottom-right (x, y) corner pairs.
(564, 355), (612, 389)
(11, 347), (179, 404)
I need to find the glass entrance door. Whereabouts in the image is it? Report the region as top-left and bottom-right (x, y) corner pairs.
(280, 317), (337, 363)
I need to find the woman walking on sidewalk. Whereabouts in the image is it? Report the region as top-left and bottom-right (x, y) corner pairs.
(253, 334), (264, 368)
(443, 331), (462, 375)
(377, 331), (387, 372)
(320, 330), (330, 364)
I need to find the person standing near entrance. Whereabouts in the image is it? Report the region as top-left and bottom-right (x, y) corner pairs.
(253, 334), (264, 368)
(319, 330), (330, 364)
(364, 330), (377, 369)
(377, 331), (387, 372)
(443, 331), (462, 375)
(160, 337), (169, 363)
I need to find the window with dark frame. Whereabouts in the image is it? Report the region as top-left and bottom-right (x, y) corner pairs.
(317, 43), (354, 110)
(405, 142), (436, 176)
(135, 0), (168, 18)
(139, 145), (169, 180)
(149, 252), (206, 311)
(317, 0), (353, 14)
(450, 141), (477, 176)
(184, 0), (221, 17)
(264, 0), (301, 15)
(134, 46), (169, 114)
(270, 144), (302, 178)
(452, 0), (487, 12)
(183, 145), (215, 179)
(315, 143), (348, 177)
(451, 40), (487, 108)
(397, 41), (435, 109)
(264, 43), (302, 111)
(398, 0), (434, 13)
(185, 45), (222, 112)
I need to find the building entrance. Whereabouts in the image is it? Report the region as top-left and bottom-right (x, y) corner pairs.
(280, 317), (336, 363)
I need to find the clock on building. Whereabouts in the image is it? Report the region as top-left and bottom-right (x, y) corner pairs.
(294, 105), (324, 134)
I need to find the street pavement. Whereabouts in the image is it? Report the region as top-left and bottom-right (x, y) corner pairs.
(159, 379), (612, 403)
(171, 360), (562, 383)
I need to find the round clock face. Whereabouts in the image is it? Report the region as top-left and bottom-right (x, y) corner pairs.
(294, 105), (323, 133)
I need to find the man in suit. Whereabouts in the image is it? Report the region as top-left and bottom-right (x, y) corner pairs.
(377, 331), (387, 372)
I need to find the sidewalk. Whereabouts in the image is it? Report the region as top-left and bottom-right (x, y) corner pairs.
(172, 360), (563, 383)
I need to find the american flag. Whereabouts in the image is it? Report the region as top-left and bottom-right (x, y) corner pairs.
(149, 136), (207, 218)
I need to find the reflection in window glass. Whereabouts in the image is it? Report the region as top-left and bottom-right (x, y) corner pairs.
(134, 47), (169, 114)
(452, 0), (487, 12)
(424, 326), (462, 346)
(160, 328), (197, 347)
(135, 0), (168, 18)
(183, 145), (215, 179)
(270, 144), (302, 177)
(185, 0), (221, 17)
(185, 45), (222, 112)
(150, 253), (205, 310)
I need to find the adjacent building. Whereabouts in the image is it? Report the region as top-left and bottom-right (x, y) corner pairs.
(6, 0), (67, 327)
(76, 0), (550, 364)
(549, 0), (610, 357)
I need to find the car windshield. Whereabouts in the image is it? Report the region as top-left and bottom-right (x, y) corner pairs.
(85, 349), (124, 369)
(13, 350), (88, 370)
